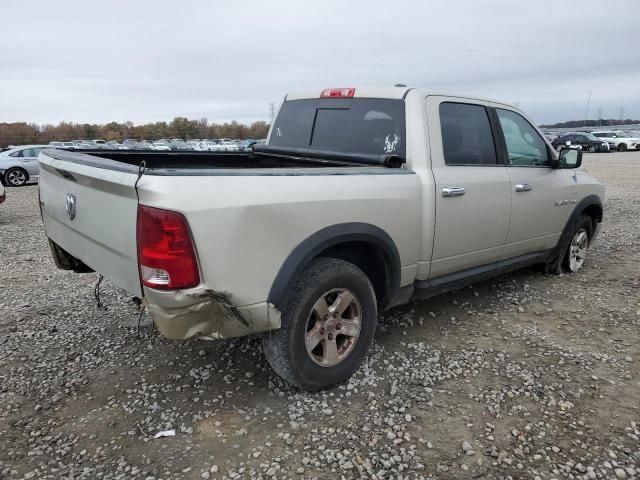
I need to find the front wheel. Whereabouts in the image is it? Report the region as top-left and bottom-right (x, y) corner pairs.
(262, 257), (378, 391)
(562, 215), (593, 273)
(588, 145), (596, 153)
(617, 143), (627, 152)
(4, 167), (28, 187)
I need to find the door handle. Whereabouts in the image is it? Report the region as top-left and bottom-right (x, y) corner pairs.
(442, 186), (465, 197)
(515, 183), (533, 192)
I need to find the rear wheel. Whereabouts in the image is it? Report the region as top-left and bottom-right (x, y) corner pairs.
(588, 145), (596, 153)
(262, 257), (377, 391)
(617, 143), (627, 152)
(4, 167), (28, 187)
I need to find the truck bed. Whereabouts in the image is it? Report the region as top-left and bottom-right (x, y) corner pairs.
(42, 147), (402, 176)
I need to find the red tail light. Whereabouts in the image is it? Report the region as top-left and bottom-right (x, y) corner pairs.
(320, 88), (355, 98)
(137, 205), (200, 290)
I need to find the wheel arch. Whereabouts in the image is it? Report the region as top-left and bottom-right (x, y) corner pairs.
(267, 223), (401, 312)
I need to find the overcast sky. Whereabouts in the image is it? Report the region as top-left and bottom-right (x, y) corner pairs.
(1, 0), (639, 126)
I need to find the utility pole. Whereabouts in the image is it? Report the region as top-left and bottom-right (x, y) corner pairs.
(583, 90), (591, 127)
(268, 102), (276, 124)
(597, 108), (602, 127)
(619, 107), (624, 122)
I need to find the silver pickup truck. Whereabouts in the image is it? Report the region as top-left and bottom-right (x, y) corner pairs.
(39, 87), (604, 390)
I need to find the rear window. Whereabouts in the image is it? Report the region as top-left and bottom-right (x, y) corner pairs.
(270, 98), (406, 157)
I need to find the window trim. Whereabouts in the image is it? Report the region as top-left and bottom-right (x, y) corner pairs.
(439, 101), (502, 167)
(491, 107), (553, 169)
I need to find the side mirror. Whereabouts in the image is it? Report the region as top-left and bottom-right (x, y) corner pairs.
(553, 147), (582, 169)
(565, 140), (572, 146)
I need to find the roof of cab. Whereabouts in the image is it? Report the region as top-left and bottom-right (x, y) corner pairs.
(284, 87), (512, 107)
(286, 86), (411, 101)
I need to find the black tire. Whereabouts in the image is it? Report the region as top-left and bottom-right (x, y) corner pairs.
(262, 257), (377, 391)
(617, 143), (627, 152)
(588, 145), (596, 153)
(4, 167), (29, 187)
(546, 214), (593, 275)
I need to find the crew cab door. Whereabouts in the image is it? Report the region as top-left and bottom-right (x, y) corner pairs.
(426, 97), (511, 279)
(490, 106), (576, 258)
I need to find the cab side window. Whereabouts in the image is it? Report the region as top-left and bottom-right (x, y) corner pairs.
(439, 102), (497, 165)
(9, 150), (24, 158)
(496, 109), (549, 167)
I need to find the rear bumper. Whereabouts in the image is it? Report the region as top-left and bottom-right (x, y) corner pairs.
(144, 286), (282, 340)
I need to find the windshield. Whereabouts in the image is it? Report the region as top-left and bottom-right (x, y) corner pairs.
(270, 98), (406, 157)
(614, 132), (628, 138)
(585, 133), (599, 141)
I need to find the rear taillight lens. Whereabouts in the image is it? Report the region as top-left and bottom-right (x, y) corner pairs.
(136, 205), (200, 290)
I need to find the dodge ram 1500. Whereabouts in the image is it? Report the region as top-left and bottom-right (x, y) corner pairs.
(39, 86), (604, 390)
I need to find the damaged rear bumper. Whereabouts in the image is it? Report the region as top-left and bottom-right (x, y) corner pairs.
(143, 286), (282, 340)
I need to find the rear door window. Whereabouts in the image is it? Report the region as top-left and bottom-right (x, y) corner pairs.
(439, 102), (498, 165)
(270, 98), (406, 157)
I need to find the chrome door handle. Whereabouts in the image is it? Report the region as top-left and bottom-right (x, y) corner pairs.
(515, 183), (533, 192)
(442, 187), (465, 197)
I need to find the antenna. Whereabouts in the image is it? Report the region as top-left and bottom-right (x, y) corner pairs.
(583, 90), (591, 127)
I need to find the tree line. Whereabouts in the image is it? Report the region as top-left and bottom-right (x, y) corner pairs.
(540, 118), (640, 129)
(0, 117), (271, 148)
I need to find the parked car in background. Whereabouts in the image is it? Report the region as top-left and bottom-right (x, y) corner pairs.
(39, 87), (604, 390)
(122, 139), (139, 148)
(241, 139), (257, 151)
(170, 139), (189, 150)
(152, 140), (172, 151)
(107, 141), (128, 150)
(61, 142), (76, 149)
(0, 145), (45, 186)
(202, 139), (222, 151)
(220, 139), (239, 151)
(186, 139), (203, 151)
(73, 140), (94, 149)
(591, 131), (640, 151)
(48, 141), (64, 148)
(551, 132), (609, 153)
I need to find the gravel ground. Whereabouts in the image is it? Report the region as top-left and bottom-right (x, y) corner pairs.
(1, 152), (639, 480)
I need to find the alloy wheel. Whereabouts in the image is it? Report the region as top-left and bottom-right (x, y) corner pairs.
(568, 228), (588, 272)
(6, 169), (27, 186)
(305, 288), (362, 367)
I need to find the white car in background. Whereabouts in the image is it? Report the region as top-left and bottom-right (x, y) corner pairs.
(220, 139), (239, 151)
(0, 145), (46, 186)
(591, 131), (640, 151)
(152, 140), (172, 151)
(201, 139), (223, 151)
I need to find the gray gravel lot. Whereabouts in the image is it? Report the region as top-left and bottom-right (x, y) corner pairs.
(1, 152), (639, 480)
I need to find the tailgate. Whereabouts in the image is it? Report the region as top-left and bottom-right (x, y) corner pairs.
(39, 150), (142, 297)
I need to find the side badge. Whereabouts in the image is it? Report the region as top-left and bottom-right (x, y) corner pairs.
(65, 193), (77, 220)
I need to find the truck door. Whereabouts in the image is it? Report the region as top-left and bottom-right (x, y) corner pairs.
(490, 106), (575, 258)
(425, 97), (511, 279)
